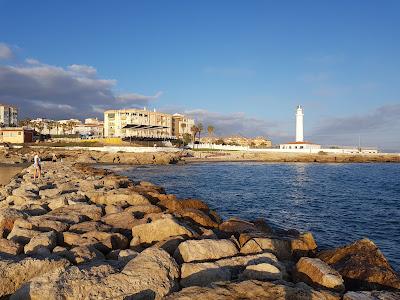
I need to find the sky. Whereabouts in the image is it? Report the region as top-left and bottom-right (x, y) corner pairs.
(0, 0), (399, 151)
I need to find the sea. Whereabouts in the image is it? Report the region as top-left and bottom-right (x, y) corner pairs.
(105, 162), (400, 272)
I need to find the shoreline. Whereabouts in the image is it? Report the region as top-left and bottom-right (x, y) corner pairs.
(0, 162), (398, 298)
(1, 146), (400, 166)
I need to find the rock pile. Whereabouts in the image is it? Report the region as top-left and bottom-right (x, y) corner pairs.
(0, 162), (399, 299)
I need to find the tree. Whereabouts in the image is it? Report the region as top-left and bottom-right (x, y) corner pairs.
(182, 133), (192, 145)
(190, 125), (199, 143)
(47, 121), (56, 135)
(66, 121), (78, 135)
(197, 123), (203, 142)
(207, 125), (215, 139)
(18, 118), (31, 127)
(36, 121), (45, 134)
(61, 123), (68, 135)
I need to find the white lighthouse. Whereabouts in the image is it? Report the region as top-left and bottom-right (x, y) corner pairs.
(296, 105), (304, 142)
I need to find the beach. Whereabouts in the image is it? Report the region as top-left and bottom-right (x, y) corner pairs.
(0, 164), (26, 186)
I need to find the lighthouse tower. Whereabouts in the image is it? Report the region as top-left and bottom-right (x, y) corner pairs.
(295, 105), (304, 142)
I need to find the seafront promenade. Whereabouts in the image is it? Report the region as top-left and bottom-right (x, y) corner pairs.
(0, 162), (399, 299)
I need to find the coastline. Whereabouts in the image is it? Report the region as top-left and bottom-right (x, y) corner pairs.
(0, 162), (398, 298)
(1, 146), (400, 166)
(0, 163), (27, 186)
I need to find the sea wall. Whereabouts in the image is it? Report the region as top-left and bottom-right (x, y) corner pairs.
(0, 162), (399, 299)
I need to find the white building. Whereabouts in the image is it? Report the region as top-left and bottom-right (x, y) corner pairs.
(280, 105), (321, 150)
(0, 103), (18, 127)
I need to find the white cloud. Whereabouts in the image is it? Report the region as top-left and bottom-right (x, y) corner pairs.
(0, 59), (161, 119)
(0, 43), (13, 60)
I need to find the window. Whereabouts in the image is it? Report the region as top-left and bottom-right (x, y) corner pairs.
(300, 146), (303, 149)
(18, 132), (21, 135)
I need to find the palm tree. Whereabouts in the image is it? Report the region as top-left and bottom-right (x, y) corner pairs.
(61, 123), (68, 135)
(47, 121), (56, 135)
(18, 118), (31, 128)
(36, 121), (45, 134)
(207, 125), (215, 137)
(190, 125), (199, 143)
(197, 123), (203, 142)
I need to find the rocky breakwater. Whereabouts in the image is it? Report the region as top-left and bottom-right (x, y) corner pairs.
(0, 163), (399, 299)
(0, 147), (182, 165)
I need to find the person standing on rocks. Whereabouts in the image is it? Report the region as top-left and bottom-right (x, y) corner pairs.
(33, 153), (42, 180)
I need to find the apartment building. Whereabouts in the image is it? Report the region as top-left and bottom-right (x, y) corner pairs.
(104, 108), (194, 139)
(0, 103), (18, 127)
(172, 113), (195, 138)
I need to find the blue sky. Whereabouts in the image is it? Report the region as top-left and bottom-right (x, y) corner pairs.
(0, 0), (399, 150)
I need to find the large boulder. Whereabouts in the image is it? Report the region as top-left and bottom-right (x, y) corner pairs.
(101, 211), (145, 232)
(318, 238), (400, 291)
(240, 263), (282, 281)
(69, 221), (112, 234)
(12, 248), (179, 300)
(24, 231), (57, 254)
(178, 208), (219, 228)
(294, 257), (344, 292)
(49, 204), (103, 221)
(0, 238), (23, 255)
(0, 256), (69, 298)
(175, 239), (239, 263)
(164, 279), (340, 300)
(343, 291), (400, 300)
(131, 217), (196, 245)
(85, 189), (151, 206)
(7, 226), (42, 245)
(13, 215), (69, 232)
(180, 252), (280, 287)
(0, 208), (26, 237)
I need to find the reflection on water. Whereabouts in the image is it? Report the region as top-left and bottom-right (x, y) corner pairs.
(106, 162), (400, 272)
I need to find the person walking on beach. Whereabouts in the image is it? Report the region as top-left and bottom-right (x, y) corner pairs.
(33, 153), (42, 180)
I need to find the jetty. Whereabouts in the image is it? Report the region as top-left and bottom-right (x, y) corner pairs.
(0, 161), (399, 299)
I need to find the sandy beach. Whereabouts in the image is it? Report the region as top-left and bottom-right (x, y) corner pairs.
(0, 164), (26, 186)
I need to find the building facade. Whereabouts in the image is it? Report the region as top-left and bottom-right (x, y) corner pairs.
(104, 108), (194, 139)
(0, 104), (18, 127)
(0, 127), (34, 144)
(171, 113), (195, 138)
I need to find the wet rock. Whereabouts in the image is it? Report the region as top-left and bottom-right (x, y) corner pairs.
(318, 238), (400, 291)
(0, 238), (23, 255)
(165, 279), (340, 300)
(294, 257), (344, 292)
(159, 197), (209, 212)
(0, 256), (69, 298)
(131, 217), (196, 245)
(219, 218), (261, 234)
(12, 248), (179, 300)
(24, 231), (57, 254)
(175, 238), (239, 263)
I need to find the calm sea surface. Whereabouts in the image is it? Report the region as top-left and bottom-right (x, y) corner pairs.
(106, 162), (400, 272)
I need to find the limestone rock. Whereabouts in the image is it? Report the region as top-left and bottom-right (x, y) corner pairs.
(219, 218), (261, 234)
(12, 248), (179, 300)
(49, 204), (103, 222)
(69, 221), (112, 234)
(0, 238), (23, 255)
(0, 256), (69, 298)
(294, 257), (344, 292)
(131, 217), (196, 244)
(107, 249), (139, 263)
(180, 252), (280, 287)
(124, 204), (162, 215)
(240, 236), (292, 259)
(0, 208), (26, 237)
(343, 291), (400, 300)
(65, 246), (105, 264)
(153, 235), (186, 255)
(86, 189), (151, 206)
(175, 239), (239, 263)
(165, 279), (340, 300)
(240, 263), (282, 281)
(178, 208), (219, 228)
(318, 238), (400, 290)
(14, 215), (69, 232)
(7, 226), (42, 245)
(101, 211), (144, 232)
(104, 204), (124, 215)
(24, 231), (57, 254)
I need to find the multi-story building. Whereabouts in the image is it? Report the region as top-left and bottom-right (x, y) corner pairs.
(104, 108), (194, 139)
(73, 118), (104, 137)
(172, 113), (195, 138)
(0, 103), (18, 127)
